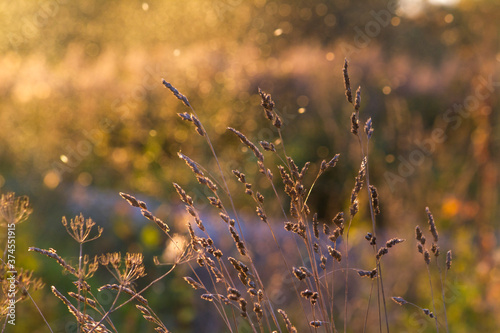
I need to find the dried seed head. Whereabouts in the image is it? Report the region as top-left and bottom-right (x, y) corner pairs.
(256, 206), (267, 223)
(258, 88), (275, 121)
(184, 277), (203, 290)
(424, 250), (431, 265)
(162, 79), (190, 107)
(172, 183), (193, 206)
(391, 296), (408, 306)
(369, 185), (380, 215)
(350, 201), (359, 217)
(446, 250), (452, 270)
(0, 193), (32, 225)
(350, 112), (359, 135)
(320, 255), (327, 270)
(259, 140), (276, 152)
(208, 197), (223, 209)
(426, 207), (439, 242)
(354, 86), (361, 111)
(228, 127), (264, 162)
(177, 112), (192, 121)
(253, 302), (263, 320)
(219, 213), (230, 224)
(333, 212), (344, 227)
(312, 213), (319, 239)
(415, 226), (423, 242)
(227, 287), (241, 298)
(273, 115), (282, 128)
(301, 289), (314, 299)
(201, 294), (214, 302)
(191, 115), (205, 136)
(357, 268), (377, 279)
(323, 223), (330, 235)
(365, 117), (373, 139)
(239, 298), (247, 317)
(327, 246), (342, 262)
(232, 169), (246, 183)
(299, 266), (313, 277)
(292, 267), (307, 281)
(320, 153), (341, 173)
(119, 192), (142, 208)
(277, 309), (297, 333)
(423, 308), (434, 318)
(386, 238), (405, 248)
(178, 152), (204, 176)
(343, 59), (352, 104)
(431, 244), (440, 257)
(376, 247), (389, 260)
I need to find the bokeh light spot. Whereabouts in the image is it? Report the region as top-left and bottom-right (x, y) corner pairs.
(442, 197), (460, 218)
(44, 171), (61, 189)
(141, 224), (161, 249)
(391, 17), (401, 26)
(274, 28), (283, 36)
(324, 14), (336, 27)
(60, 155), (69, 163)
(315, 4), (328, 16)
(299, 8), (312, 20)
(298, 108), (306, 114)
(279, 4), (292, 17)
(382, 86), (392, 95)
(444, 14), (454, 23)
(142, 3), (149, 11)
(77, 172), (93, 187)
(385, 154), (395, 163)
(326, 52), (335, 61)
(297, 95), (309, 107)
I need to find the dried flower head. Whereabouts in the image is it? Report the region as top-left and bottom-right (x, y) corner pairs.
(62, 214), (103, 244)
(0, 193), (32, 226)
(100, 252), (146, 288)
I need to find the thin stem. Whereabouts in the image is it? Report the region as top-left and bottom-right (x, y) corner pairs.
(426, 265), (439, 332)
(363, 280), (375, 333)
(442, 266), (449, 333)
(436, 258), (449, 333)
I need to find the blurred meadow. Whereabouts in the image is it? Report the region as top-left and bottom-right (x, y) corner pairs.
(1, 0), (499, 332)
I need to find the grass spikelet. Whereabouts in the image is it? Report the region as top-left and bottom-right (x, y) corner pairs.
(277, 309), (297, 333)
(29, 247), (77, 276)
(161, 79), (190, 107)
(343, 58), (352, 103)
(227, 127), (264, 162)
(425, 207), (439, 242)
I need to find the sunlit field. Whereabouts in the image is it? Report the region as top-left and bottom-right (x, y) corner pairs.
(1, 1), (499, 332)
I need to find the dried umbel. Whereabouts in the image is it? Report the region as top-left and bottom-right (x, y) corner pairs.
(99, 252), (146, 288)
(0, 192), (32, 226)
